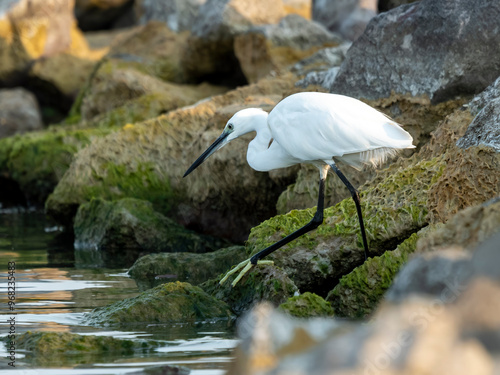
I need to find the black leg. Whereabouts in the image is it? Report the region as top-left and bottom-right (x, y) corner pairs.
(330, 163), (369, 260)
(250, 167), (328, 265)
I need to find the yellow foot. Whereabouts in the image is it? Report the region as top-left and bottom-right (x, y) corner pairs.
(219, 258), (274, 287)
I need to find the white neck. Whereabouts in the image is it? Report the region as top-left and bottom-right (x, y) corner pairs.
(244, 111), (297, 172)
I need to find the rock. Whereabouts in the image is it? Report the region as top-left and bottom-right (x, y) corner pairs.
(11, 330), (160, 355)
(468, 76), (500, 116)
(292, 42), (350, 77)
(417, 196), (500, 254)
(278, 292), (334, 318)
(457, 98), (500, 152)
(0, 88), (43, 139)
(83, 281), (233, 326)
(0, 0), (93, 84)
(378, 0), (419, 12)
(313, 0), (377, 41)
(28, 53), (97, 113)
(201, 266), (298, 315)
(45, 74), (300, 242)
(0, 125), (113, 206)
(332, 0), (500, 103)
(181, 0), (287, 84)
(227, 230), (500, 374)
(128, 245), (247, 290)
(75, 0), (135, 31)
(74, 198), (229, 268)
(135, 0), (206, 33)
(234, 15), (342, 83)
(326, 231), (422, 318)
(79, 65), (226, 121)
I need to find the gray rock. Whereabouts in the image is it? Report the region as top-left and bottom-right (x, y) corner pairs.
(457, 97), (500, 152)
(313, 0), (377, 41)
(385, 250), (473, 303)
(0, 88), (43, 139)
(332, 0), (500, 103)
(468, 76), (500, 116)
(135, 0), (206, 32)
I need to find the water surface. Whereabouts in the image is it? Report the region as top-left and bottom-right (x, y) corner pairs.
(0, 211), (236, 374)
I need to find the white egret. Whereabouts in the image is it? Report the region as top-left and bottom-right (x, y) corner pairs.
(184, 92), (415, 286)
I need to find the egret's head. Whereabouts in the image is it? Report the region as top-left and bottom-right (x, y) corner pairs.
(183, 108), (267, 177)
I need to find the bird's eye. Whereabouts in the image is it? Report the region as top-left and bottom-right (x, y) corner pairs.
(227, 124), (234, 131)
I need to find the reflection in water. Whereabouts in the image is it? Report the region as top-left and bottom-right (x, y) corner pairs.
(0, 212), (235, 374)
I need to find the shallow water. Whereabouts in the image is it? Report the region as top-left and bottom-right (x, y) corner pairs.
(0, 211), (236, 374)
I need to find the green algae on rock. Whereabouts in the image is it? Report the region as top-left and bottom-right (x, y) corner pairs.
(74, 198), (229, 267)
(326, 229), (431, 318)
(278, 292), (334, 318)
(12, 331), (160, 355)
(129, 245), (247, 290)
(83, 281), (233, 326)
(0, 126), (114, 204)
(201, 265), (298, 315)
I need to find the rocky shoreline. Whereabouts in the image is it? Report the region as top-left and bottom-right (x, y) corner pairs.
(1, 0), (499, 373)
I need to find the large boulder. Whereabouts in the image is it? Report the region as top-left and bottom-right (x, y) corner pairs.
(234, 15), (342, 83)
(332, 0), (500, 103)
(46, 74), (300, 242)
(0, 88), (43, 139)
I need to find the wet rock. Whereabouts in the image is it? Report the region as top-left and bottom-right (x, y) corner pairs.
(46, 74), (300, 241)
(83, 281), (233, 326)
(74, 198), (229, 268)
(234, 15), (342, 83)
(181, 0), (287, 84)
(128, 245), (246, 290)
(75, 0), (135, 31)
(332, 0), (500, 103)
(201, 266), (298, 315)
(313, 0), (377, 41)
(12, 330), (160, 355)
(0, 88), (43, 139)
(279, 292), (334, 318)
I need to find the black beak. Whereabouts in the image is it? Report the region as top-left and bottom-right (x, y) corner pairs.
(184, 132), (229, 177)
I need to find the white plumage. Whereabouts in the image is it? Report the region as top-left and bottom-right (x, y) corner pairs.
(184, 92), (415, 287)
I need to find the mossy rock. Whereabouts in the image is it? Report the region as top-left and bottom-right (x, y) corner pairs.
(0, 126), (114, 204)
(11, 331), (160, 355)
(243, 155), (445, 296)
(83, 281), (233, 326)
(74, 198), (230, 267)
(278, 292), (335, 318)
(201, 265), (299, 315)
(129, 245), (247, 290)
(326, 229), (433, 318)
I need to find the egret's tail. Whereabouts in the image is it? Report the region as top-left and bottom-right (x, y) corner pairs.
(336, 145), (415, 170)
